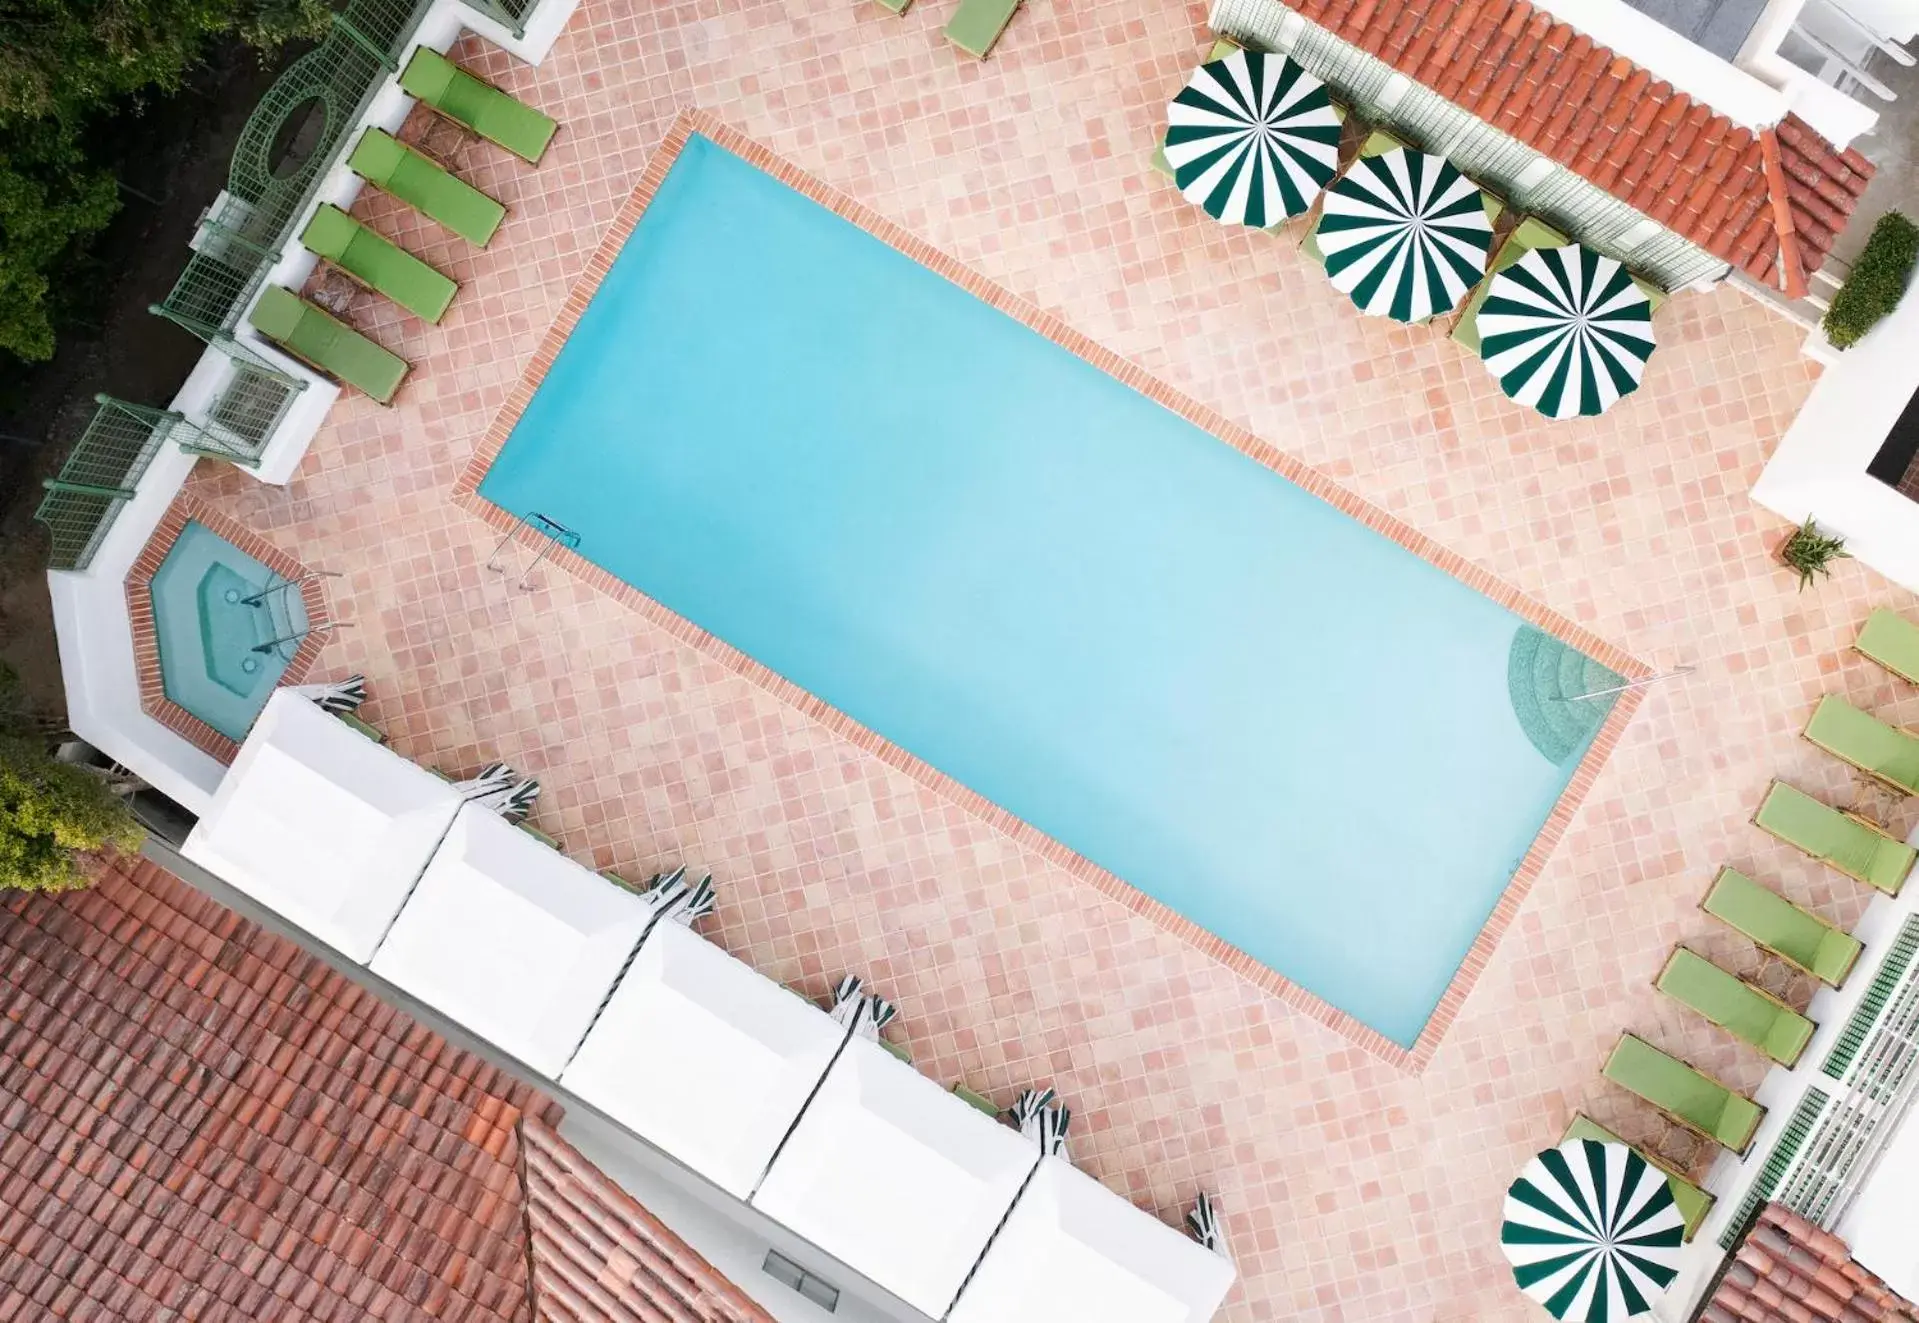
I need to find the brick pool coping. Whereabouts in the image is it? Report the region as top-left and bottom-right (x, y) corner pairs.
(127, 496), (333, 764)
(452, 108), (1647, 1072)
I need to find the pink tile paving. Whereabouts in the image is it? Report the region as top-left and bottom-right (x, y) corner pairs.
(168, 2), (1919, 1318)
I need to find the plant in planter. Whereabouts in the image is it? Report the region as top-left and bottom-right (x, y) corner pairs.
(1822, 212), (1919, 350)
(1777, 517), (1851, 591)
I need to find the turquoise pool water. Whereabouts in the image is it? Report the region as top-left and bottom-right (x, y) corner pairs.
(479, 134), (1620, 1048)
(148, 521), (308, 741)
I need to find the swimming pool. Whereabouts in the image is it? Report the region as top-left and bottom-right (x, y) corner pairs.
(147, 520), (309, 741)
(478, 130), (1623, 1050)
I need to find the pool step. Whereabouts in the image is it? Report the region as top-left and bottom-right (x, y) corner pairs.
(1507, 626), (1622, 765)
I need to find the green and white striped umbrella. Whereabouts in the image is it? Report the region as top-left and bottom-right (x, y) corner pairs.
(1314, 148), (1494, 322)
(1477, 244), (1656, 419)
(1164, 50), (1341, 229)
(1500, 1139), (1685, 1322)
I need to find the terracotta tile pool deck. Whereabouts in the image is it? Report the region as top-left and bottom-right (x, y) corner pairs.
(175, 1), (1919, 1318)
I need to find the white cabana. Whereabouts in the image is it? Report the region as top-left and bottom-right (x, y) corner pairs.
(369, 805), (655, 1077)
(561, 917), (850, 1199)
(750, 1035), (1039, 1318)
(947, 1157), (1236, 1323)
(182, 689), (462, 961)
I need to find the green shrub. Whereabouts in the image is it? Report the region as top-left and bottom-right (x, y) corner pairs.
(1823, 212), (1919, 350)
(0, 736), (143, 893)
(1778, 516), (1850, 591)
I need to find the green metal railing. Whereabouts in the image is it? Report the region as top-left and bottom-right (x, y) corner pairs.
(36, 399), (179, 572)
(463, 0), (533, 39)
(155, 0), (437, 341)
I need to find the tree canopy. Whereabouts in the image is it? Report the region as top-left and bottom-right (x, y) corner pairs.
(0, 0), (332, 362)
(0, 666), (143, 893)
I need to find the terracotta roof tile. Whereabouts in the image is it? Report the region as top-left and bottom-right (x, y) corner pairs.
(0, 858), (770, 1323)
(1302, 0), (1874, 283)
(1703, 1205), (1918, 1323)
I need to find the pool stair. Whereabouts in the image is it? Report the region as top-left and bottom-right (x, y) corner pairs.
(1506, 625), (1624, 765)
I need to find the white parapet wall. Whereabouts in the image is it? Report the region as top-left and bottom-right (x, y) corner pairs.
(51, 0), (578, 816)
(1751, 283), (1919, 594)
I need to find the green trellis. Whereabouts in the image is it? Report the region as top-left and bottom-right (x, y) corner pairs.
(155, 0), (437, 340)
(36, 399), (191, 572)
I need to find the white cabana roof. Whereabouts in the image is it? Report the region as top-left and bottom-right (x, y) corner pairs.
(750, 1034), (1039, 1317)
(368, 804), (655, 1077)
(561, 917), (849, 1199)
(181, 690), (462, 961)
(947, 1156), (1235, 1323)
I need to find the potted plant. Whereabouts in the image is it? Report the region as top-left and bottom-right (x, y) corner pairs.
(1775, 517), (1851, 591)
(1822, 212), (1918, 350)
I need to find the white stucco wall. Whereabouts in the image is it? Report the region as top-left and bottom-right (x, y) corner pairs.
(1752, 282), (1919, 593)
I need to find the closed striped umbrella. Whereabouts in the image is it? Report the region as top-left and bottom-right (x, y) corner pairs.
(1500, 1139), (1685, 1321)
(1164, 49), (1341, 229)
(1314, 148), (1494, 322)
(1476, 244), (1656, 419)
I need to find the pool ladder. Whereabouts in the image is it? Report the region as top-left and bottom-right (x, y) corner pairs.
(242, 570), (351, 657)
(486, 511), (581, 592)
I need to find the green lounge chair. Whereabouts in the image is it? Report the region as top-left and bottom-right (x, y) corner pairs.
(399, 48), (558, 165)
(336, 711), (386, 743)
(1656, 947), (1815, 1066)
(1804, 694), (1919, 794)
(951, 1083), (998, 1116)
(1561, 1115), (1713, 1241)
(248, 286), (409, 405)
(874, 0), (911, 12)
(1702, 867), (1860, 986)
(1754, 780), (1914, 895)
(1603, 1034), (1764, 1154)
(348, 128), (505, 247)
(945, 0), (1022, 58)
(1452, 217), (1569, 352)
(1857, 608), (1919, 684)
(299, 204), (457, 324)
(1152, 38), (1253, 181)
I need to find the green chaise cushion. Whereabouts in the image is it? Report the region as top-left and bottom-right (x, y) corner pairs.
(1561, 1115), (1712, 1241)
(1702, 867), (1859, 986)
(348, 128), (505, 246)
(1656, 947), (1814, 1066)
(400, 48), (557, 164)
(248, 285), (409, 405)
(1755, 781), (1914, 895)
(299, 204), (457, 323)
(1804, 694), (1919, 794)
(1453, 219), (1572, 352)
(1603, 1034), (1763, 1153)
(944, 0), (1021, 58)
(1858, 608), (1919, 685)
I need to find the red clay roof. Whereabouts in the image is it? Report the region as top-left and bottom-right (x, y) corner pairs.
(1699, 1203), (1919, 1323)
(0, 856), (766, 1323)
(523, 1122), (774, 1323)
(1286, 0), (1875, 293)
